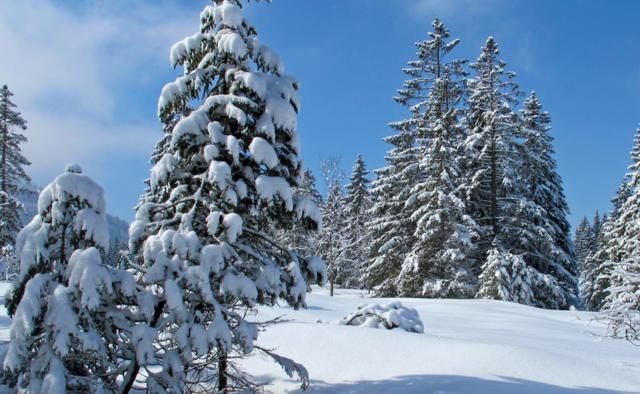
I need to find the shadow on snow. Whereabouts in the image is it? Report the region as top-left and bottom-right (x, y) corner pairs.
(286, 375), (638, 394)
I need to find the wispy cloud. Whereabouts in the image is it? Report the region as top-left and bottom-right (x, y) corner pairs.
(0, 0), (196, 184)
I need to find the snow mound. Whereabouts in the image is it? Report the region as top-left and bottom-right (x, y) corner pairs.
(340, 301), (424, 333)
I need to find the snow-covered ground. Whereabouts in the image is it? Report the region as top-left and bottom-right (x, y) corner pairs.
(244, 287), (640, 394)
(0, 283), (638, 393)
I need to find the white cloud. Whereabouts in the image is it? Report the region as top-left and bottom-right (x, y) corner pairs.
(0, 0), (197, 183)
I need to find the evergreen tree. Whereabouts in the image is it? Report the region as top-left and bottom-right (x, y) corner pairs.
(590, 210), (603, 250)
(598, 127), (640, 329)
(341, 154), (372, 289)
(3, 165), (136, 393)
(317, 167), (347, 295)
(0, 84), (31, 247)
(126, 1), (324, 391)
(462, 37), (520, 255)
(366, 18), (464, 296)
(278, 168), (322, 259)
(0, 244), (17, 280)
(518, 91), (577, 306)
(399, 78), (478, 298)
(583, 128), (640, 312)
(464, 40), (573, 308)
(573, 216), (591, 268)
(603, 257), (640, 342)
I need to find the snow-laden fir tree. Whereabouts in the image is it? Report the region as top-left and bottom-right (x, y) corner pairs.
(399, 105), (478, 297)
(477, 241), (535, 304)
(517, 92), (578, 306)
(581, 216), (614, 311)
(462, 37), (522, 294)
(277, 168), (322, 259)
(341, 154), (371, 289)
(3, 165), (137, 393)
(0, 244), (18, 280)
(394, 18), (478, 298)
(582, 128), (640, 311)
(0, 85), (31, 248)
(463, 39), (573, 308)
(603, 257), (640, 342)
(590, 210), (603, 252)
(574, 217), (591, 269)
(127, 1), (325, 391)
(462, 37), (519, 251)
(318, 181), (346, 296)
(597, 127), (640, 332)
(366, 18), (464, 296)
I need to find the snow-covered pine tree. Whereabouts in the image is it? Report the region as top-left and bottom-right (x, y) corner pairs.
(0, 244), (17, 280)
(574, 216), (591, 268)
(581, 216), (614, 311)
(395, 18), (477, 298)
(341, 154), (372, 289)
(590, 210), (603, 252)
(603, 257), (640, 342)
(477, 241), (535, 304)
(0, 85), (31, 248)
(277, 167), (322, 259)
(317, 172), (346, 296)
(364, 128), (417, 296)
(463, 38), (526, 298)
(366, 18), (464, 296)
(598, 127), (640, 332)
(582, 128), (640, 311)
(462, 37), (520, 257)
(517, 91), (578, 307)
(3, 165), (137, 393)
(463, 40), (571, 308)
(126, 1), (325, 391)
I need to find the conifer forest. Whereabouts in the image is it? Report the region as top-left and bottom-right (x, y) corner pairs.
(0, 1), (638, 393)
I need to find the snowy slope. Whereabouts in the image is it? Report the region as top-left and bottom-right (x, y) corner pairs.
(0, 283), (638, 393)
(243, 287), (640, 394)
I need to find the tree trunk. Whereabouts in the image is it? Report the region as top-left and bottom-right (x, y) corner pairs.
(218, 352), (228, 392)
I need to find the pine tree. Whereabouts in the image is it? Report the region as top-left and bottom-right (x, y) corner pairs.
(573, 216), (591, 268)
(583, 128), (640, 312)
(462, 37), (520, 254)
(463, 40), (572, 308)
(366, 18), (464, 296)
(278, 168), (322, 258)
(477, 241), (534, 304)
(317, 168), (347, 296)
(517, 91), (577, 307)
(603, 257), (640, 342)
(0, 85), (31, 247)
(590, 210), (603, 250)
(598, 127), (640, 331)
(126, 1), (324, 391)
(3, 165), (137, 393)
(399, 81), (478, 297)
(341, 154), (372, 289)
(0, 244), (17, 280)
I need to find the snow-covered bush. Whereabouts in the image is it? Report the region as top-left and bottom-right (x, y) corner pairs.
(126, 0), (326, 392)
(603, 259), (640, 342)
(340, 301), (424, 334)
(476, 244), (566, 309)
(2, 165), (137, 393)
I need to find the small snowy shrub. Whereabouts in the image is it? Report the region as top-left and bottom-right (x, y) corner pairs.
(3, 165), (137, 393)
(340, 301), (424, 333)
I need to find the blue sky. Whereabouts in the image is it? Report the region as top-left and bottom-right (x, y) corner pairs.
(1, 0), (639, 229)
